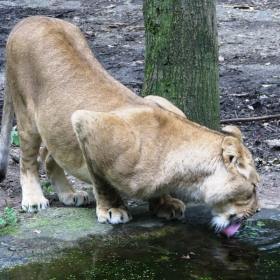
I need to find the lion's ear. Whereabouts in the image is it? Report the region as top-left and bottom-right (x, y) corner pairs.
(221, 125), (243, 143)
(222, 136), (250, 178)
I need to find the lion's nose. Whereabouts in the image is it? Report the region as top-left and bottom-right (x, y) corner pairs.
(229, 214), (236, 219)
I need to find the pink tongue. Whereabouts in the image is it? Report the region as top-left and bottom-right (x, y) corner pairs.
(221, 222), (242, 237)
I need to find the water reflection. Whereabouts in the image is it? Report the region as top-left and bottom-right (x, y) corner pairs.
(1, 218), (280, 279)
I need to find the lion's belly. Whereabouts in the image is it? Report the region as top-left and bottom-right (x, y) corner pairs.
(36, 110), (92, 184)
(48, 145), (92, 185)
(63, 161), (92, 185)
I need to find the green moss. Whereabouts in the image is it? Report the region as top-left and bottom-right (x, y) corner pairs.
(19, 208), (103, 240)
(0, 225), (19, 235)
(145, 18), (160, 35)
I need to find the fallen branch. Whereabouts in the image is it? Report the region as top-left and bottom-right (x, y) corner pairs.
(221, 114), (280, 123)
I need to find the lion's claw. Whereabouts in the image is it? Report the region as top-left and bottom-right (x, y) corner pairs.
(22, 197), (50, 212)
(149, 196), (186, 220)
(97, 206), (133, 224)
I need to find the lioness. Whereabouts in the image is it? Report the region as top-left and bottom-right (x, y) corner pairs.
(0, 16), (260, 236)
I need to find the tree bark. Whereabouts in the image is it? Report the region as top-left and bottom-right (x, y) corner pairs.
(142, 0), (220, 130)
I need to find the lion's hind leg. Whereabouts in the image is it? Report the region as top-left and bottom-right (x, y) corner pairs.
(149, 194), (185, 220)
(19, 131), (50, 212)
(40, 147), (90, 206)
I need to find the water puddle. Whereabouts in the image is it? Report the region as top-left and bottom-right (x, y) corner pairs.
(1, 215), (280, 280)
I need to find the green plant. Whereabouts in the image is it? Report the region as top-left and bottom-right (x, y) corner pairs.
(256, 221), (265, 227)
(240, 220), (266, 237)
(11, 130), (20, 146)
(150, 246), (176, 255)
(0, 206), (19, 227)
(42, 180), (52, 194)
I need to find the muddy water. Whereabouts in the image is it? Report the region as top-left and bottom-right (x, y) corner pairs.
(1, 214), (280, 280)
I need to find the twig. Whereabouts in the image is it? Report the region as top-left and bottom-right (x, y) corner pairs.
(264, 125), (278, 133)
(228, 93), (250, 97)
(103, 18), (143, 27)
(221, 114), (280, 123)
(129, 18), (143, 25)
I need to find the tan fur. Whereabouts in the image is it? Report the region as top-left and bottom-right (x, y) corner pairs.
(221, 125), (243, 142)
(0, 16), (260, 228)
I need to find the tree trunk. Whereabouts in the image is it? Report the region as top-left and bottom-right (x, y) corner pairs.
(142, 0), (220, 130)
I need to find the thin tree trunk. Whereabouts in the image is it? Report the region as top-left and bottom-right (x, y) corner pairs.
(142, 0), (220, 130)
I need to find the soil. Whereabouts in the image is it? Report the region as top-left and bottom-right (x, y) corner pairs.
(0, 0), (279, 217)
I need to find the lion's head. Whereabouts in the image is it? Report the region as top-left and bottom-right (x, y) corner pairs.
(205, 126), (260, 237)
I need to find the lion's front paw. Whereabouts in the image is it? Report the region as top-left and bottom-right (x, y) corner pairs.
(22, 196), (50, 212)
(59, 190), (90, 206)
(96, 205), (133, 224)
(150, 197), (186, 220)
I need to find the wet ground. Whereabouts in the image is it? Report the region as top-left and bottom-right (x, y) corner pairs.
(1, 205), (280, 279)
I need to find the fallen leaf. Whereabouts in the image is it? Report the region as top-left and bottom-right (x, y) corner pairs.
(105, 4), (116, 9)
(272, 13), (280, 18)
(181, 254), (190, 259)
(233, 5), (251, 9)
(247, 105), (254, 110)
(219, 55), (225, 62)
(265, 62), (271, 66)
(34, 229), (41, 234)
(85, 31), (95, 37)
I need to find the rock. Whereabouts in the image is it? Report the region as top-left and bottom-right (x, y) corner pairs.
(265, 140), (280, 149)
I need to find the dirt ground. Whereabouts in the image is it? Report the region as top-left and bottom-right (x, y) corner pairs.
(0, 0), (279, 215)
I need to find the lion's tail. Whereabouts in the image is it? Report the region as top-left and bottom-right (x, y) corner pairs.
(0, 75), (15, 182)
